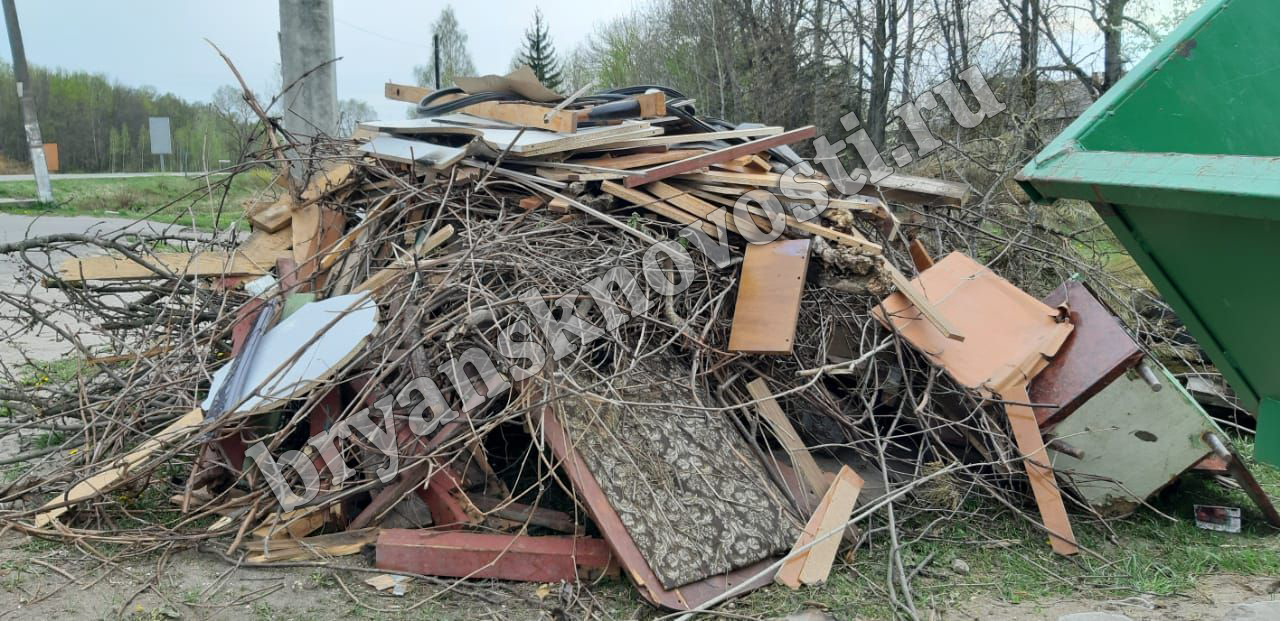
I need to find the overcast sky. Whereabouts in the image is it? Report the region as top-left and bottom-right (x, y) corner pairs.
(0, 1), (637, 121)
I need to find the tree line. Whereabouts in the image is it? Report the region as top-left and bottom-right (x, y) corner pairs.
(421, 0), (1200, 158)
(0, 63), (250, 173)
(0, 64), (379, 174)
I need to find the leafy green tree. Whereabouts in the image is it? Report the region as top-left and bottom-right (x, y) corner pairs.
(413, 6), (477, 91)
(515, 8), (563, 91)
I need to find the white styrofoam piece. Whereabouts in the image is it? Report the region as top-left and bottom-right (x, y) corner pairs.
(358, 135), (467, 167)
(201, 293), (378, 415)
(1049, 364), (1219, 515)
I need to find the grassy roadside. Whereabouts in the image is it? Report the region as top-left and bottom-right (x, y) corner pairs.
(0, 170), (281, 231)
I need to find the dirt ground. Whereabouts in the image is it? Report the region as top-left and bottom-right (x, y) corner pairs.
(0, 529), (1276, 621)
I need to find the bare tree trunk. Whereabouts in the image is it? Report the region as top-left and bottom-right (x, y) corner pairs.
(1017, 0), (1040, 152)
(1101, 0), (1129, 91)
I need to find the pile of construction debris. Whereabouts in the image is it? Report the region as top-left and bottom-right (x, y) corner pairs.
(0, 67), (1275, 614)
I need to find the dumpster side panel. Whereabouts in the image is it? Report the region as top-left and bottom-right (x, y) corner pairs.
(1076, 0), (1280, 157)
(1100, 202), (1280, 417)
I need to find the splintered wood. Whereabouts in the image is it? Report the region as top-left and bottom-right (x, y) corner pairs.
(776, 465), (864, 588)
(728, 239), (812, 354)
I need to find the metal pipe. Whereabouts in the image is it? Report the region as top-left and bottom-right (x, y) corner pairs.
(1137, 360), (1162, 392)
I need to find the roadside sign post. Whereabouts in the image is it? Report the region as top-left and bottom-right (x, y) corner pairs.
(149, 117), (172, 173)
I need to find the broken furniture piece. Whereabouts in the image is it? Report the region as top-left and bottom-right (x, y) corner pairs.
(1029, 280), (1280, 525)
(873, 251), (1079, 555)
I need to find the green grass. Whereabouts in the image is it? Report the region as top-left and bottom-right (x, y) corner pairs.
(0, 169), (280, 231)
(572, 439), (1280, 619)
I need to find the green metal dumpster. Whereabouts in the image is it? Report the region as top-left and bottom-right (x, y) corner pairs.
(1017, 0), (1280, 465)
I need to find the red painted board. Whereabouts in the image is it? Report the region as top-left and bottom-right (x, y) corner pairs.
(376, 529), (616, 582)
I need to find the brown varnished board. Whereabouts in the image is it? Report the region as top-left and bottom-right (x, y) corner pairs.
(728, 239), (812, 354)
(1030, 280), (1143, 426)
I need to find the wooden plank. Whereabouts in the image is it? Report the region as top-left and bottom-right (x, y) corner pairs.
(746, 378), (826, 512)
(251, 506), (332, 540)
(776, 465), (845, 588)
(251, 197), (295, 233)
(292, 205), (345, 289)
(34, 408), (204, 528)
(673, 183), (882, 255)
(570, 149), (706, 170)
(384, 82), (431, 103)
(644, 181), (751, 233)
(245, 528), (379, 563)
(56, 250), (289, 283)
(239, 228), (293, 255)
(908, 239), (934, 272)
(600, 181), (720, 238)
(727, 239), (812, 354)
(797, 466), (864, 585)
(301, 163), (355, 202)
(623, 126), (817, 187)
(587, 126), (785, 150)
(882, 261), (964, 342)
(1004, 386), (1079, 556)
(456, 100), (578, 133)
(679, 169), (968, 207)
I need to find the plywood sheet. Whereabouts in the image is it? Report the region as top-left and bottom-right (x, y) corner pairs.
(728, 239), (812, 354)
(872, 252), (1072, 390)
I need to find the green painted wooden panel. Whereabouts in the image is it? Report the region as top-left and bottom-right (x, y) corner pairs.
(1050, 365), (1217, 515)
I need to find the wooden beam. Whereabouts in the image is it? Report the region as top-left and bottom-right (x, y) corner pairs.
(623, 126), (817, 187)
(882, 261), (964, 341)
(456, 100), (578, 133)
(384, 82), (431, 103)
(599, 180), (721, 239)
(376, 529), (616, 582)
(250, 197), (295, 233)
(56, 250), (289, 283)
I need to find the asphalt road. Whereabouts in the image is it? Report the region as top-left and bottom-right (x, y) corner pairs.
(0, 213), (199, 368)
(0, 171), (206, 182)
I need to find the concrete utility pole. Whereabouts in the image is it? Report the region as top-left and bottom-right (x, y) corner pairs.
(2, 0), (52, 202)
(278, 0), (338, 140)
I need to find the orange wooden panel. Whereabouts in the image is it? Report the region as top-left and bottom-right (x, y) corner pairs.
(728, 239), (812, 355)
(42, 143), (58, 172)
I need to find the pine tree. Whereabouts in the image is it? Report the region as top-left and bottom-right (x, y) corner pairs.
(515, 8), (562, 91)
